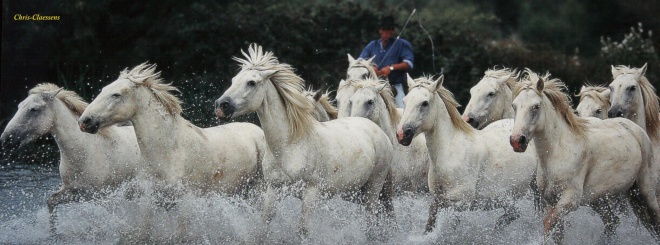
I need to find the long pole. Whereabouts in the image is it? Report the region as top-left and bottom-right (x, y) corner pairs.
(377, 9), (417, 68)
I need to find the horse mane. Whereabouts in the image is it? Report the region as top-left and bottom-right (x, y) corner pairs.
(484, 67), (519, 90)
(119, 63), (183, 116)
(304, 88), (338, 120)
(577, 84), (610, 106)
(317, 92), (338, 120)
(353, 79), (400, 127)
(612, 65), (660, 139)
(413, 76), (472, 134)
(234, 44), (314, 141)
(348, 58), (378, 79)
(29, 83), (88, 116)
(514, 69), (588, 136)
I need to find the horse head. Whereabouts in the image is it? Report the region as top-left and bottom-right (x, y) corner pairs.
(397, 74), (446, 146)
(575, 85), (610, 119)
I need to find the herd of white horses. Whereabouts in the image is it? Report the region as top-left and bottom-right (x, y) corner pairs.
(2, 43), (660, 243)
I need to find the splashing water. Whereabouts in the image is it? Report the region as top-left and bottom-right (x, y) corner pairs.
(0, 163), (655, 244)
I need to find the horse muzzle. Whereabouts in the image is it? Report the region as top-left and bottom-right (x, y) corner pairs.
(607, 108), (624, 118)
(397, 126), (415, 146)
(78, 116), (100, 134)
(510, 134), (529, 152)
(0, 133), (20, 149)
(214, 98), (235, 119)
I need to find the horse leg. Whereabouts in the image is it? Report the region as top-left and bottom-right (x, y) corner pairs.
(495, 204), (521, 229)
(544, 189), (580, 244)
(47, 189), (71, 236)
(592, 198), (620, 241)
(299, 186), (320, 238)
(425, 195), (441, 234)
(628, 181), (660, 241)
(379, 170), (395, 221)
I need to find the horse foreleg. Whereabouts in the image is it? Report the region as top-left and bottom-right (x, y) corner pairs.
(495, 204), (521, 229)
(425, 195), (441, 234)
(299, 186), (320, 238)
(48, 188), (86, 236)
(592, 198), (620, 240)
(628, 181), (660, 241)
(262, 185), (279, 224)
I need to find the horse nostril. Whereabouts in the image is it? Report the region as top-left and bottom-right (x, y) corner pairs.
(467, 117), (474, 123)
(220, 101), (229, 110)
(519, 135), (527, 144)
(81, 117), (92, 125)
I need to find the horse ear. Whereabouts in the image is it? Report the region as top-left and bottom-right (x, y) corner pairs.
(367, 55), (376, 64)
(495, 76), (508, 86)
(611, 65), (619, 78)
(347, 54), (356, 63)
(536, 77), (545, 92)
(259, 70), (277, 79)
(313, 89), (324, 102)
(406, 74), (416, 89)
(636, 63), (648, 80)
(601, 88), (611, 98)
(434, 75), (445, 89)
(580, 85), (587, 93)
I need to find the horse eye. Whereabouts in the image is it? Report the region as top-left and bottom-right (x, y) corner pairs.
(362, 74), (369, 79)
(575, 111), (580, 116)
(367, 100), (374, 105)
(111, 93), (121, 98)
(421, 101), (429, 107)
(533, 104), (540, 110)
(628, 86), (636, 91)
(596, 109), (602, 114)
(247, 80), (256, 87)
(29, 107), (39, 112)
(488, 92), (495, 97)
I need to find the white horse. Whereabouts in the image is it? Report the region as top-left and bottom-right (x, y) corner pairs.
(510, 69), (660, 243)
(303, 88), (338, 122)
(348, 79), (430, 192)
(215, 44), (394, 236)
(78, 63), (266, 195)
(337, 54), (378, 117)
(0, 83), (140, 232)
(347, 54), (377, 80)
(396, 75), (537, 233)
(607, 64), (660, 203)
(575, 84), (610, 119)
(462, 67), (519, 129)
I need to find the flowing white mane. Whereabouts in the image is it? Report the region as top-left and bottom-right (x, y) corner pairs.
(484, 67), (519, 90)
(411, 76), (473, 134)
(119, 63), (183, 116)
(612, 65), (660, 139)
(514, 69), (588, 136)
(577, 84), (610, 106)
(29, 83), (88, 116)
(234, 44), (315, 141)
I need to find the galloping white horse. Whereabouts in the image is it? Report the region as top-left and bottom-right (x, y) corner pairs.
(462, 67), (519, 129)
(303, 88), (338, 122)
(0, 83), (140, 232)
(215, 44), (394, 236)
(349, 79), (430, 192)
(575, 85), (610, 119)
(510, 69), (660, 243)
(396, 75), (537, 233)
(607, 64), (660, 203)
(78, 63), (266, 194)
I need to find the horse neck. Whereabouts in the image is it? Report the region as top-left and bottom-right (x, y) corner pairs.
(632, 99), (647, 132)
(256, 81), (297, 152)
(425, 98), (471, 163)
(50, 99), (99, 168)
(533, 105), (580, 162)
(375, 102), (397, 144)
(500, 87), (514, 118)
(129, 90), (181, 158)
